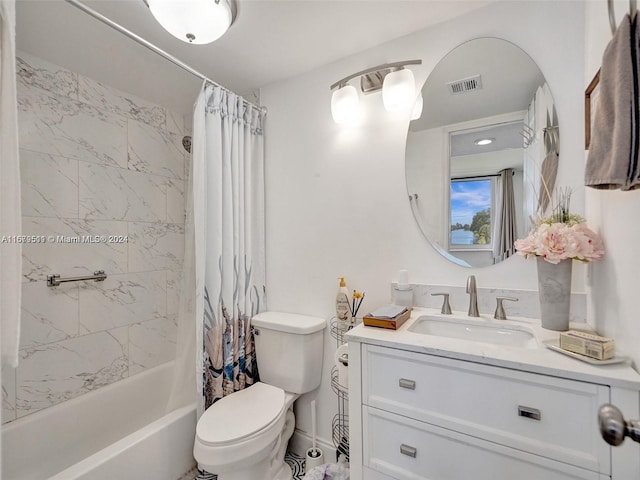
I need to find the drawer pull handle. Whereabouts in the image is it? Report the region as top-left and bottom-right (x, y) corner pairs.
(518, 406), (541, 421)
(400, 444), (417, 458)
(399, 378), (416, 390)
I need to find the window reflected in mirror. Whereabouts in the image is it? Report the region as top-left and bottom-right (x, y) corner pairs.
(449, 178), (493, 248)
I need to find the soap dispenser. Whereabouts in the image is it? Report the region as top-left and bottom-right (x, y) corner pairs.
(336, 277), (350, 321)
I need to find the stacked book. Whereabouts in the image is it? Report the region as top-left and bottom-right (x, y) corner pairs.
(363, 305), (411, 330)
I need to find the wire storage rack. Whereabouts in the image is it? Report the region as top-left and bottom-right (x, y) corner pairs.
(329, 318), (357, 461)
(331, 365), (349, 460)
(330, 318), (355, 345)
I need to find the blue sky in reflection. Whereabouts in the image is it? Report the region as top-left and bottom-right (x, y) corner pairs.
(450, 179), (491, 225)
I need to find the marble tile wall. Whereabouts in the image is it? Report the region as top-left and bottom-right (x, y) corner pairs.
(2, 51), (188, 423)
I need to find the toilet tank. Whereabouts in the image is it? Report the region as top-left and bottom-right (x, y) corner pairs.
(252, 312), (326, 394)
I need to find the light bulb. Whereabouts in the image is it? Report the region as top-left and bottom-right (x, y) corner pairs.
(331, 85), (359, 125)
(382, 68), (416, 112)
(146, 0), (233, 45)
(411, 93), (423, 120)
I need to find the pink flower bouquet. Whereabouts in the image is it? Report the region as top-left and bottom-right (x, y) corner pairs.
(515, 221), (604, 264)
(515, 188), (604, 264)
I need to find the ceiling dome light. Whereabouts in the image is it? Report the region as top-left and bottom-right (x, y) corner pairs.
(146, 0), (234, 45)
(382, 68), (416, 112)
(331, 85), (359, 125)
(474, 138), (494, 146)
(410, 93), (423, 120)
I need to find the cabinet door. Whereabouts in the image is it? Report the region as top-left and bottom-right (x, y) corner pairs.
(364, 406), (607, 480)
(363, 345), (610, 474)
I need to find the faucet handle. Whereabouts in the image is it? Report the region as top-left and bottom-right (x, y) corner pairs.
(494, 296), (519, 320)
(431, 293), (452, 314)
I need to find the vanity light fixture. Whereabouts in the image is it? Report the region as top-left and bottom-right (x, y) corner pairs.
(474, 138), (494, 146)
(144, 0), (235, 45)
(330, 59), (422, 124)
(382, 68), (416, 112)
(411, 93), (423, 120)
(331, 83), (360, 125)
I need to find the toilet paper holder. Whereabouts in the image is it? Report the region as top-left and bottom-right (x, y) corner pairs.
(338, 353), (348, 366)
(335, 344), (349, 388)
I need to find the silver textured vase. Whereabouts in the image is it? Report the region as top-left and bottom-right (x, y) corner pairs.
(536, 257), (572, 331)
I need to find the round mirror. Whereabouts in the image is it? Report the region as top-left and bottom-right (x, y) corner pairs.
(406, 38), (558, 268)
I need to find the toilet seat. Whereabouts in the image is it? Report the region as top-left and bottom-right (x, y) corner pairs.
(194, 382), (290, 473)
(196, 382), (286, 447)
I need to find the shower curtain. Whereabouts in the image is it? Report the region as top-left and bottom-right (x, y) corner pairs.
(0, 0), (22, 369)
(186, 83), (266, 417)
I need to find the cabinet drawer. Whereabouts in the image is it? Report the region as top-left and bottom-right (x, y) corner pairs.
(364, 406), (607, 480)
(363, 345), (610, 473)
(362, 466), (396, 480)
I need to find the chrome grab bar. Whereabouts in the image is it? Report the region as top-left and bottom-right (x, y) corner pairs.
(47, 270), (107, 287)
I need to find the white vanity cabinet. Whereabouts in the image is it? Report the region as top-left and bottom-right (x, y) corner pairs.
(346, 313), (640, 480)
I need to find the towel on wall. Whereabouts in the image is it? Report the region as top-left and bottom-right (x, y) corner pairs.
(585, 14), (639, 190)
(629, 18), (640, 189)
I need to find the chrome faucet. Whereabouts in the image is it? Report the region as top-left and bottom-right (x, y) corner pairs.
(466, 275), (479, 317)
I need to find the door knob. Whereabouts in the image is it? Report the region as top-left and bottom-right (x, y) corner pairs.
(598, 404), (640, 446)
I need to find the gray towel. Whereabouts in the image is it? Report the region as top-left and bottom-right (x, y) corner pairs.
(628, 15), (640, 189)
(585, 14), (637, 190)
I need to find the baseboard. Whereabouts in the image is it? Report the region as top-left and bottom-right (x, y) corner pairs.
(288, 429), (337, 461)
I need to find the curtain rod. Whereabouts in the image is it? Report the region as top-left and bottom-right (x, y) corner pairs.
(64, 0), (266, 113)
(452, 170), (515, 181)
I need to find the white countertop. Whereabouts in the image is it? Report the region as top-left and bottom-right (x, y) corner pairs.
(345, 307), (640, 389)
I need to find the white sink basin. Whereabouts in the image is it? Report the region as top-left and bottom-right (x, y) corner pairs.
(408, 315), (538, 349)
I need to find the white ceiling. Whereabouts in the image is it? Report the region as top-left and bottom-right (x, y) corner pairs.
(16, 0), (495, 115)
(410, 37), (545, 131)
(450, 121), (524, 157)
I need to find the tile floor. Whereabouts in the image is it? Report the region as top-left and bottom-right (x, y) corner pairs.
(286, 450), (306, 479)
(188, 451), (306, 480)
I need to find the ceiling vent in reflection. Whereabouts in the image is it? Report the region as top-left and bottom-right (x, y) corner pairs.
(447, 74), (483, 95)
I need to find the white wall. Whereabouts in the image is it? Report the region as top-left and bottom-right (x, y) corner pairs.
(584, 1), (640, 369)
(261, 1), (585, 449)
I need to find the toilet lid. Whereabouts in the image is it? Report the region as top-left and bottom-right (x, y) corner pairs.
(196, 382), (285, 446)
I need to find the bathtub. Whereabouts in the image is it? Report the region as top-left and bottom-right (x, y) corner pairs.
(1, 362), (197, 480)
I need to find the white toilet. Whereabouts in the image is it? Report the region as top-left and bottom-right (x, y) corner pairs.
(193, 311), (326, 480)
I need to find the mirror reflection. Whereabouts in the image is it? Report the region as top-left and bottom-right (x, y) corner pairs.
(406, 38), (558, 268)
